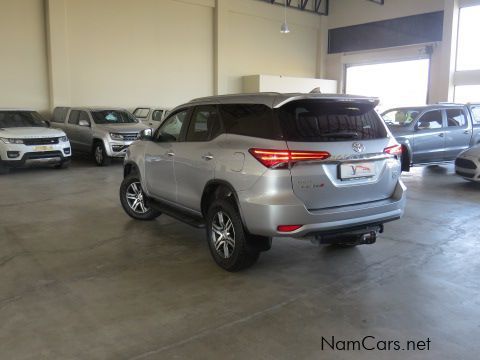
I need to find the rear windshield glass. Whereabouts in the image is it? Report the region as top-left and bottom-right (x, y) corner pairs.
(91, 110), (138, 124)
(220, 104), (283, 140)
(0, 111), (48, 128)
(278, 100), (387, 142)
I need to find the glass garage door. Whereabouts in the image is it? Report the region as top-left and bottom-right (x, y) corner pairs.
(345, 59), (430, 113)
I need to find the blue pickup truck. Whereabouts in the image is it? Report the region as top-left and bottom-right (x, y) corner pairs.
(382, 103), (480, 171)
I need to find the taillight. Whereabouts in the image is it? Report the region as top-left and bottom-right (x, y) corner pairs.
(384, 144), (403, 156)
(277, 225), (303, 232)
(249, 148), (331, 169)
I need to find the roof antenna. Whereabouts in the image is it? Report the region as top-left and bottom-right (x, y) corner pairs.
(310, 87), (322, 94)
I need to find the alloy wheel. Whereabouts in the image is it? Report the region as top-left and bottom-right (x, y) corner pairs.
(211, 211), (235, 258)
(125, 182), (149, 214)
(95, 145), (104, 164)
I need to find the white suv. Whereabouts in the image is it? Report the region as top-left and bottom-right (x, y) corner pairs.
(0, 110), (71, 174)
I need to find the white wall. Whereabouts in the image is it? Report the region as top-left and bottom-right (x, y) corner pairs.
(0, 0), (330, 113)
(61, 0), (215, 109)
(0, 0), (49, 112)
(243, 75), (337, 94)
(218, 0), (324, 94)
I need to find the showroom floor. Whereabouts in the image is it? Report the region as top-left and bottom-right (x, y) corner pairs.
(1, 158), (479, 360)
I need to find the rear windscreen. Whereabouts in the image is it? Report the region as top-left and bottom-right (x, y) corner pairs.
(278, 100), (387, 142)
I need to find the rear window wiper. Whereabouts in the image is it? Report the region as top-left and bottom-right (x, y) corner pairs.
(322, 131), (359, 139)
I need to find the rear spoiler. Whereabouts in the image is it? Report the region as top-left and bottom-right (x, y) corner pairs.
(273, 95), (380, 109)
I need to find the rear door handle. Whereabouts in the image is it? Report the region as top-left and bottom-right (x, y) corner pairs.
(438, 133), (444, 137)
(167, 151), (175, 157)
(202, 154), (214, 161)
(464, 130), (471, 134)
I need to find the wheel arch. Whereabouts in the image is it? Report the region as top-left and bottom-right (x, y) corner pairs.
(201, 180), (248, 231)
(124, 161), (140, 178)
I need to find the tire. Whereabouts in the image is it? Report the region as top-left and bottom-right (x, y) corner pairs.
(0, 162), (9, 175)
(54, 160), (71, 169)
(401, 147), (411, 172)
(93, 142), (111, 166)
(120, 175), (161, 220)
(206, 199), (260, 272)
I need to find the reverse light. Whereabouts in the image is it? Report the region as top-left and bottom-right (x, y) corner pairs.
(384, 144), (403, 156)
(249, 148), (331, 169)
(277, 225), (303, 232)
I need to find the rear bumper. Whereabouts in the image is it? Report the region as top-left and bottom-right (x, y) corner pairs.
(239, 180), (406, 238)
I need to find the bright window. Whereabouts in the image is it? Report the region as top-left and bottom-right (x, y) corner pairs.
(345, 59), (430, 112)
(456, 5), (480, 71)
(454, 85), (480, 103)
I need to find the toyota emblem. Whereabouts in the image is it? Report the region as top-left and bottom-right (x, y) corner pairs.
(352, 142), (365, 153)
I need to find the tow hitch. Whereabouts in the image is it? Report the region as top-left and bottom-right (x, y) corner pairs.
(311, 225), (382, 246)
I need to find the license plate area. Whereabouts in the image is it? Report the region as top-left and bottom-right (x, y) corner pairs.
(34, 145), (54, 151)
(338, 162), (376, 180)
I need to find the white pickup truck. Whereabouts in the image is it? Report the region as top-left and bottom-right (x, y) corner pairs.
(0, 109), (71, 174)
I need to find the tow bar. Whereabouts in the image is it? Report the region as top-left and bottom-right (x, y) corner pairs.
(312, 225), (383, 246)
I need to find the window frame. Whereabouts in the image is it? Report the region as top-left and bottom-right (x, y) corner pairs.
(445, 108), (468, 128)
(152, 110), (165, 122)
(67, 110), (81, 125)
(414, 109), (446, 131)
(185, 105), (222, 143)
(154, 107), (192, 143)
(133, 107), (151, 119)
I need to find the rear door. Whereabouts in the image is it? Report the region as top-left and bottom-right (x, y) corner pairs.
(173, 105), (221, 211)
(411, 110), (446, 163)
(444, 108), (472, 160)
(278, 99), (399, 210)
(75, 111), (93, 151)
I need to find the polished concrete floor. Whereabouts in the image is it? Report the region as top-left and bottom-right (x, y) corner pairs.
(1, 158), (479, 360)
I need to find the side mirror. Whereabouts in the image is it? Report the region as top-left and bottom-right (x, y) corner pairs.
(79, 119), (90, 127)
(139, 128), (153, 141)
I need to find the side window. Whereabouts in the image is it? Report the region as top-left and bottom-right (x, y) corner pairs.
(471, 106), (480, 126)
(186, 106), (221, 142)
(220, 104), (281, 139)
(133, 108), (150, 119)
(68, 110), (80, 125)
(446, 109), (467, 127)
(52, 107), (69, 123)
(78, 111), (90, 124)
(152, 110), (164, 122)
(416, 110), (444, 130)
(157, 109), (189, 142)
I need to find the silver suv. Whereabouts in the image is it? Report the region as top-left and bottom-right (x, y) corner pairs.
(119, 93), (406, 271)
(51, 107), (148, 166)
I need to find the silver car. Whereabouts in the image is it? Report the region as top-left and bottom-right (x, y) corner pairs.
(382, 104), (480, 171)
(119, 93), (406, 271)
(51, 107), (148, 166)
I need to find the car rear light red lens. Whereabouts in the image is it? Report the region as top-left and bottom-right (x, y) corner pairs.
(277, 225), (303, 232)
(249, 148), (331, 168)
(384, 144), (403, 156)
